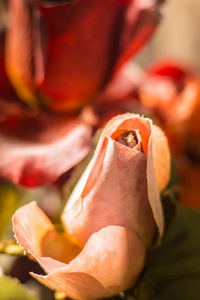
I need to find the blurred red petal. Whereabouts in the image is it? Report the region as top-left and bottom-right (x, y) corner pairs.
(147, 59), (192, 82)
(6, 0), (164, 111)
(0, 30), (27, 120)
(0, 112), (92, 186)
(6, 0), (45, 107)
(116, 0), (165, 70)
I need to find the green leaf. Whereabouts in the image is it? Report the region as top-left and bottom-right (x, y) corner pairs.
(0, 276), (39, 300)
(136, 205), (200, 300)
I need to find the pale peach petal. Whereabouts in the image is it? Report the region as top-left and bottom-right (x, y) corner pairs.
(32, 226), (145, 299)
(152, 125), (171, 192)
(32, 272), (105, 300)
(13, 201), (54, 257)
(13, 202), (81, 272)
(146, 125), (164, 241)
(62, 113), (168, 246)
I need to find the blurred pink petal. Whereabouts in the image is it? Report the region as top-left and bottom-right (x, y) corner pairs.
(100, 62), (146, 104)
(0, 113), (92, 186)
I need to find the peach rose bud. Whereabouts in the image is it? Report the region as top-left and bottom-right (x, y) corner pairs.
(62, 113), (170, 247)
(13, 113), (170, 299)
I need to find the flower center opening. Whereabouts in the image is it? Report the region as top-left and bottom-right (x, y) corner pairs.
(115, 130), (138, 148)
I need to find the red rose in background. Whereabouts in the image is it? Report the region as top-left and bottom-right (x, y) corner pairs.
(0, 0), (164, 187)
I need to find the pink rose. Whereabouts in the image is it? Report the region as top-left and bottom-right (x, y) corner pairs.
(13, 113), (170, 299)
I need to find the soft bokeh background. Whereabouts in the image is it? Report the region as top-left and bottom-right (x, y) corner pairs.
(136, 0), (200, 73)
(1, 0), (200, 71)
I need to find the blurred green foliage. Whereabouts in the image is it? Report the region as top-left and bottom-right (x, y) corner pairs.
(0, 184), (20, 239)
(136, 205), (200, 300)
(0, 276), (39, 300)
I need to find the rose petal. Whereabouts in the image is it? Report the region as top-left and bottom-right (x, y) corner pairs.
(6, 0), (45, 107)
(0, 30), (26, 120)
(147, 59), (192, 82)
(116, 0), (164, 70)
(6, 0), (163, 111)
(63, 114), (169, 246)
(0, 113), (92, 186)
(31, 225), (145, 299)
(152, 125), (171, 192)
(13, 202), (146, 298)
(33, 272), (106, 300)
(13, 201), (81, 272)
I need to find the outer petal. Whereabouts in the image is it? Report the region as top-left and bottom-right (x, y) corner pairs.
(31, 225), (145, 300)
(152, 125), (170, 192)
(0, 113), (92, 186)
(63, 114), (169, 246)
(13, 201), (81, 272)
